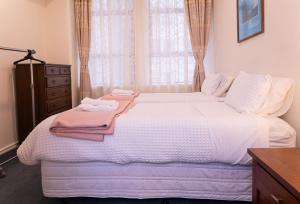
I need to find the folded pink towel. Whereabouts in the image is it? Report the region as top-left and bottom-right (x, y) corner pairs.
(50, 100), (132, 141)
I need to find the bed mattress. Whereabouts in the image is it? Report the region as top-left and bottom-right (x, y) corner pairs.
(19, 102), (295, 166)
(41, 161), (252, 201)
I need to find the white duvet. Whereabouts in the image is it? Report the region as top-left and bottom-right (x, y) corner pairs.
(18, 102), (270, 166)
(135, 92), (225, 103)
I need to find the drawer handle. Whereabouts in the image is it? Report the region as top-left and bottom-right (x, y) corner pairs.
(271, 194), (282, 204)
(51, 69), (54, 73)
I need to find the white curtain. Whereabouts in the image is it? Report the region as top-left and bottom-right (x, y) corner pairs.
(145, 0), (195, 92)
(89, 0), (135, 96)
(89, 0), (195, 96)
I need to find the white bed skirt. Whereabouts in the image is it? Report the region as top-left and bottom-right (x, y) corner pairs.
(41, 161), (252, 201)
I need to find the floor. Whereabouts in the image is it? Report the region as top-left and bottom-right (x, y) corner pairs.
(0, 150), (250, 204)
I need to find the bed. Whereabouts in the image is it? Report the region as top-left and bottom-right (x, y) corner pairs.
(17, 101), (296, 201)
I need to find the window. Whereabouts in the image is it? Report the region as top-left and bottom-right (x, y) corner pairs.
(89, 0), (135, 88)
(149, 0), (195, 85)
(89, 0), (194, 94)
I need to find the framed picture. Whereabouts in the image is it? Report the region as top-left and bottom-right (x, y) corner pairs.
(237, 0), (264, 43)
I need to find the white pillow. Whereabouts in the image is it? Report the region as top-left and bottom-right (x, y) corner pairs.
(214, 75), (234, 97)
(201, 73), (222, 95)
(225, 71), (272, 114)
(258, 77), (295, 117)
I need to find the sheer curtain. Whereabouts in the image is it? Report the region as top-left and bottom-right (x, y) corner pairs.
(89, 0), (195, 96)
(89, 0), (135, 96)
(145, 0), (195, 92)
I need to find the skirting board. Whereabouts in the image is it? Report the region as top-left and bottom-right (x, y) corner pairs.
(0, 142), (19, 155)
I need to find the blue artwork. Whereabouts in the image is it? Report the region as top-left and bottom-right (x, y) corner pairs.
(238, 0), (264, 42)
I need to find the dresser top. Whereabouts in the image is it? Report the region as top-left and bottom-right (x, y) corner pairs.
(248, 148), (300, 200)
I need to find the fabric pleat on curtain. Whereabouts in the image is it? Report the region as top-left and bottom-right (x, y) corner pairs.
(184, 0), (213, 91)
(74, 0), (92, 99)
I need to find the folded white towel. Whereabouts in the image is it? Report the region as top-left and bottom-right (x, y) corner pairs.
(81, 97), (118, 106)
(111, 89), (134, 96)
(78, 103), (119, 112)
(79, 97), (119, 111)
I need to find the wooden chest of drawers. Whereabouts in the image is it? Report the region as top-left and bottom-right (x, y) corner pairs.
(248, 148), (300, 204)
(15, 63), (72, 143)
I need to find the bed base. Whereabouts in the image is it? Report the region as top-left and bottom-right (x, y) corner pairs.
(41, 161), (252, 201)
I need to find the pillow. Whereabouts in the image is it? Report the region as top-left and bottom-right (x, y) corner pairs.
(201, 73), (222, 95)
(258, 77), (295, 117)
(213, 75), (234, 97)
(225, 71), (272, 114)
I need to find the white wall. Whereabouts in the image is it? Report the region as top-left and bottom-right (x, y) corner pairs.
(0, 0), (47, 153)
(213, 0), (300, 146)
(0, 0), (78, 153)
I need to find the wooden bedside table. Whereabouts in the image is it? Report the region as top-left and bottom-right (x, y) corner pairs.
(248, 148), (300, 204)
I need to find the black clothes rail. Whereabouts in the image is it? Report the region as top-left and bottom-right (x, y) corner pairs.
(0, 46), (28, 53)
(0, 46), (45, 126)
(0, 46), (45, 64)
(0, 46), (45, 179)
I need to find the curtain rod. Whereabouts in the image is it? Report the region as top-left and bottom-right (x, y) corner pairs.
(0, 46), (36, 54)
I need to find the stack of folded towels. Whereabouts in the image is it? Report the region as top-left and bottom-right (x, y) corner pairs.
(103, 89), (139, 101)
(78, 98), (119, 112)
(49, 89), (139, 141)
(78, 89), (137, 112)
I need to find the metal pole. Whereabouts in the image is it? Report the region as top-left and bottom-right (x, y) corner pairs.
(29, 59), (36, 127)
(0, 46), (28, 53)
